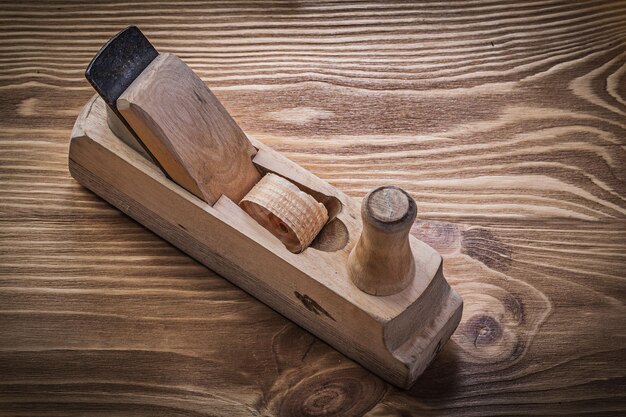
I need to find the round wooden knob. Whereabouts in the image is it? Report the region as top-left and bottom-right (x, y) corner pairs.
(348, 186), (417, 296)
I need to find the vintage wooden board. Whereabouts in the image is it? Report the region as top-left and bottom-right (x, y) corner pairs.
(0, 1), (625, 416)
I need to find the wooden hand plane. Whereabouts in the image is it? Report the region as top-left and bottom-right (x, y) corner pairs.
(69, 26), (463, 389)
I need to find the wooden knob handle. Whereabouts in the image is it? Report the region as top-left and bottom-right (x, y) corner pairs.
(348, 186), (417, 296)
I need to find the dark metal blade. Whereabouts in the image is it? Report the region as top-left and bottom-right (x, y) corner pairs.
(85, 26), (159, 110)
(84, 26), (166, 173)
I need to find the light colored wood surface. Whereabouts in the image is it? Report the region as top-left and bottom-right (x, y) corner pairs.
(1, 1), (625, 416)
(118, 53), (261, 204)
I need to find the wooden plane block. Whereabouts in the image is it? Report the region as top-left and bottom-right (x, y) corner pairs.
(68, 95), (463, 388)
(117, 53), (261, 204)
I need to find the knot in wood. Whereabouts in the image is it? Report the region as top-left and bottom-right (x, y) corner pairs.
(277, 368), (385, 417)
(464, 314), (503, 348)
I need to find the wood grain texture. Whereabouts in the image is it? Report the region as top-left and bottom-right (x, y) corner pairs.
(0, 1), (625, 416)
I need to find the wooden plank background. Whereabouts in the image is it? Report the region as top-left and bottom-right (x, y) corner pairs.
(1, 1), (625, 415)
